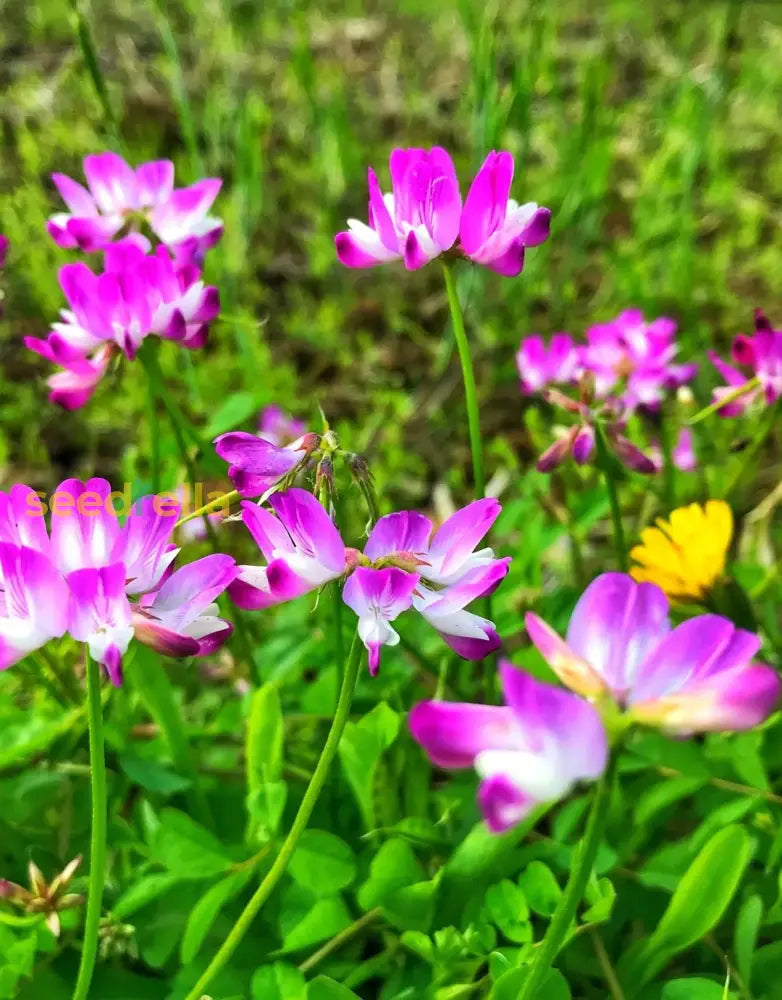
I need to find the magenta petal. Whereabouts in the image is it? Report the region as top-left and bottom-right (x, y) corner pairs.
(484, 236), (526, 277)
(478, 774), (534, 833)
(214, 432), (300, 498)
(441, 627), (501, 660)
(269, 489), (346, 576)
(565, 572), (670, 701)
(131, 613), (200, 658)
(519, 206), (551, 247)
(572, 426), (595, 465)
(498, 661), (606, 775)
(367, 168), (398, 253)
(459, 151), (514, 255)
(403, 230), (432, 270)
(408, 700), (520, 769)
(50, 477), (120, 574)
(428, 498), (501, 578)
(364, 511), (432, 561)
(146, 554), (237, 633)
(0, 485), (51, 554)
(51, 173), (96, 215)
(629, 615), (761, 704)
(102, 644), (124, 687)
(335, 232), (387, 268)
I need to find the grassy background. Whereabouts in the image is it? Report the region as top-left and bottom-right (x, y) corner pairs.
(2, 0), (782, 503)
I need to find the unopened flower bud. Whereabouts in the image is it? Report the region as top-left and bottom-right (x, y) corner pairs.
(295, 432), (322, 454)
(345, 452), (373, 484)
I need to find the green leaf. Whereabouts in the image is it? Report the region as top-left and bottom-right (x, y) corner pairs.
(357, 839), (424, 910)
(0, 701), (83, 771)
(119, 753), (191, 795)
(484, 880), (532, 943)
(627, 825), (753, 986)
(204, 392), (260, 438)
(582, 877), (616, 924)
(289, 830), (357, 897)
(661, 979), (731, 999)
(491, 967), (570, 999)
(382, 876), (440, 932)
(180, 867), (254, 964)
(306, 977), (361, 1000)
(518, 861), (562, 917)
(278, 897), (352, 954)
(338, 702), (399, 830)
(129, 645), (209, 824)
(733, 894), (763, 987)
(251, 962), (306, 1000)
(151, 808), (233, 878)
(246, 683), (284, 791)
(113, 874), (183, 919)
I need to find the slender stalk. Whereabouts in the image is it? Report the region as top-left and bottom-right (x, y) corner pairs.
(590, 928), (626, 1000)
(594, 426), (627, 572)
(175, 489), (239, 527)
(183, 633), (364, 1000)
(144, 367), (162, 494)
(70, 0), (121, 147)
(71, 656), (107, 1000)
(298, 907), (381, 973)
(689, 375), (761, 425)
(517, 758), (615, 1000)
(442, 261), (485, 498)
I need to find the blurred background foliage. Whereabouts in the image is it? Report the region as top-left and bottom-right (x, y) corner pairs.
(2, 0), (781, 503)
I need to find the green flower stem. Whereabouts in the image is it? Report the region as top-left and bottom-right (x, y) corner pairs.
(144, 364), (162, 494)
(442, 261), (485, 498)
(183, 632), (364, 1000)
(594, 425), (628, 572)
(517, 757), (616, 1000)
(688, 375), (761, 425)
(175, 489), (240, 527)
(71, 655), (107, 1000)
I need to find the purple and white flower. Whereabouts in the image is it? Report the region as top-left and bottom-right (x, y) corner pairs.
(410, 662), (608, 833)
(525, 572), (780, 735)
(336, 147), (462, 270)
(47, 153), (222, 265)
(459, 151), (550, 277)
(516, 334), (580, 394)
(0, 479), (237, 682)
(229, 489), (347, 610)
(214, 431), (319, 499)
(709, 309), (782, 416)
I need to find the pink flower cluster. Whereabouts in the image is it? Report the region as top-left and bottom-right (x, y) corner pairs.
(709, 309), (782, 416)
(25, 154), (223, 409)
(0, 481), (236, 684)
(517, 310), (699, 475)
(229, 489), (509, 673)
(336, 148), (550, 277)
(411, 573), (779, 833)
(517, 309), (697, 413)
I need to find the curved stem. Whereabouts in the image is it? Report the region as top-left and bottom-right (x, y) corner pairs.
(184, 632), (363, 1000)
(175, 489), (239, 528)
(71, 656), (107, 1000)
(517, 758), (615, 1000)
(595, 426), (627, 572)
(442, 261), (485, 498)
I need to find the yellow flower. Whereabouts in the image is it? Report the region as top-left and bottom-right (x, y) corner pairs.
(630, 500), (733, 602)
